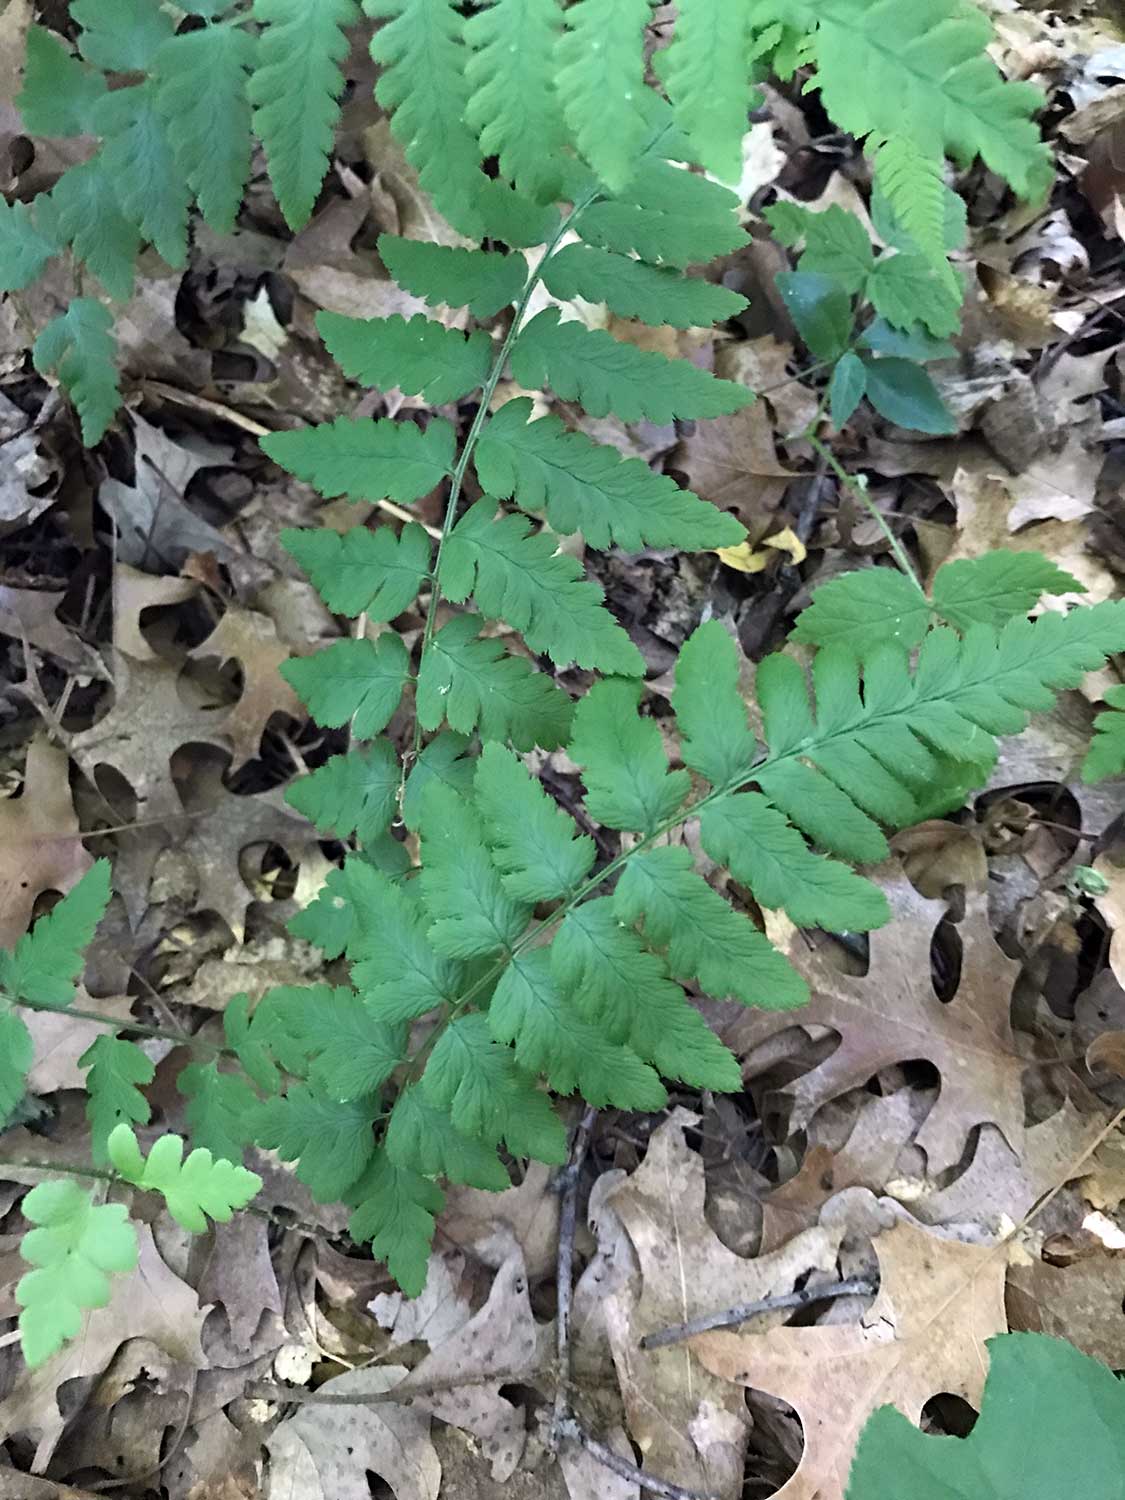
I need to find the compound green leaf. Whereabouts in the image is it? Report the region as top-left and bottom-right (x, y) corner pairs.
(867, 252), (961, 338)
(476, 398), (744, 552)
(223, 991), (281, 1095)
(279, 985), (405, 1101)
(579, 176), (747, 268)
(155, 24), (254, 233)
(0, 198), (55, 293)
(0, 1010), (32, 1120)
(32, 300), (121, 446)
(672, 618), (758, 787)
(179, 1059), (257, 1163)
(769, 201), (874, 293)
(250, 0), (358, 228)
(792, 567), (932, 656)
(776, 270), (852, 360)
(347, 861), (466, 1023)
(317, 311), (492, 404)
(108, 1126), (261, 1233)
(491, 950), (667, 1109)
(541, 242), (748, 328)
(282, 521), (431, 619)
(285, 741), (400, 843)
(440, 499), (642, 674)
(288, 859), (370, 960)
(346, 1150), (444, 1296)
(863, 356), (955, 434)
(281, 633), (410, 739)
(1083, 684), (1125, 784)
(423, 1012), (566, 1163)
(0, 859), (110, 1009)
(418, 783), (531, 958)
(48, 158), (142, 302)
(80, 1035), (154, 1165)
(465, 0), (568, 201)
(18, 27), (107, 137)
(72, 0), (173, 69)
(660, 0), (752, 182)
(511, 308), (752, 422)
(474, 742), (595, 903)
(378, 235), (526, 318)
(94, 85), (191, 268)
(614, 846), (809, 1009)
(416, 612), (573, 751)
(870, 133), (951, 272)
(932, 550), (1084, 631)
(555, 0), (649, 192)
(402, 731), (475, 831)
(251, 1085), (377, 1201)
(569, 679), (690, 834)
(385, 1084), (510, 1189)
(17, 1181), (137, 1367)
(262, 414), (454, 502)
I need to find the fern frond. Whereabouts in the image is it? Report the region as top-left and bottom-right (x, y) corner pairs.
(415, 612), (574, 750)
(93, 85), (191, 267)
(473, 742), (595, 903)
(155, 23), (254, 234)
(659, 0), (753, 182)
(317, 311), (493, 404)
(568, 679), (691, 833)
(510, 308), (753, 422)
(33, 299), (121, 447)
(346, 1150), (444, 1296)
(72, 0), (172, 70)
(378, 235), (526, 318)
(385, 1085), (510, 1189)
(418, 784), (531, 959)
(253, 1085), (378, 1200)
(345, 861), (466, 1021)
(579, 161), (748, 267)
(80, 1035), (154, 1164)
(47, 159), (142, 301)
(367, 0), (487, 238)
(179, 1059), (257, 1162)
(275, 985), (405, 1101)
(555, 0), (650, 192)
(0, 199), (55, 293)
(464, 0), (568, 202)
(250, 0), (358, 229)
(18, 26), (107, 136)
(871, 134), (948, 271)
(280, 634), (411, 738)
(0, 860), (111, 1009)
(261, 415), (455, 502)
(282, 521), (431, 619)
(285, 741), (400, 842)
(1084, 685), (1125, 784)
(440, 499), (643, 674)
(541, 242), (748, 329)
(402, 731), (475, 830)
(108, 1126), (261, 1232)
(475, 398), (745, 551)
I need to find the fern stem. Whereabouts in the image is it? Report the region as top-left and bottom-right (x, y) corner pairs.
(14, 997), (205, 1049)
(807, 431), (924, 592)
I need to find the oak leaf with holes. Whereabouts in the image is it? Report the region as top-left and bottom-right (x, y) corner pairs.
(189, 604), (303, 770)
(691, 1220), (1007, 1500)
(0, 737), (93, 948)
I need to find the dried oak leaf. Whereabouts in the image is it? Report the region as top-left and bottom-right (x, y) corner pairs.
(189, 604), (304, 769)
(671, 402), (793, 538)
(0, 735), (92, 947)
(1007, 1251), (1125, 1370)
(112, 563), (198, 662)
(0, 585), (96, 673)
(692, 1221), (1007, 1500)
(733, 866), (1026, 1174)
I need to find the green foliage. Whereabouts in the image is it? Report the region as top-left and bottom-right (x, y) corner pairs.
(0, 198), (55, 292)
(846, 1333), (1125, 1499)
(32, 301), (121, 447)
(555, 0), (649, 193)
(0, 860), (111, 1009)
(1084, 684), (1125, 784)
(81, 1036), (154, 1164)
(378, 236), (527, 319)
(317, 311), (492, 404)
(280, 634), (411, 737)
(286, 741), (401, 842)
(16, 1181), (138, 1366)
(108, 1126), (262, 1232)
(282, 521), (431, 620)
(261, 415), (455, 504)
(659, 0), (753, 182)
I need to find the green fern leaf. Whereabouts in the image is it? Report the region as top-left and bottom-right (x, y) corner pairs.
(765, 201), (875, 293)
(552, 898), (743, 1090)
(491, 950), (667, 1110)
(47, 159), (142, 301)
(252, 1085), (377, 1201)
(555, 0), (649, 191)
(402, 731), (475, 831)
(282, 521), (431, 619)
(416, 612), (574, 751)
(474, 742), (595, 903)
(317, 311), (492, 404)
(870, 134), (949, 271)
(660, 0), (753, 181)
(72, 0), (173, 70)
(423, 1013), (567, 1163)
(223, 992), (282, 1095)
(0, 860), (111, 1009)
(931, 551), (1084, 631)
(868, 252), (961, 338)
(579, 159), (748, 267)
(281, 634), (411, 738)
(93, 85), (191, 268)
(440, 499), (643, 674)
(464, 0), (568, 202)
(0, 1010), (32, 1120)
(261, 415), (455, 502)
(0, 199), (55, 293)
(1084, 685), (1125, 783)
(285, 742), (400, 843)
(541, 242), (748, 329)
(250, 0), (358, 229)
(346, 1150), (443, 1295)
(386, 1085), (510, 1189)
(279, 986), (405, 1101)
(614, 845), (809, 1010)
(18, 27), (107, 136)
(476, 398), (745, 551)
(108, 1126), (261, 1233)
(569, 679), (690, 834)
(418, 784), (531, 958)
(16, 1181), (138, 1367)
(33, 300), (121, 447)
(288, 859), (368, 959)
(511, 308), (753, 422)
(346, 861), (465, 1022)
(672, 618), (758, 785)
(791, 567), (932, 656)
(367, 0), (486, 238)
(155, 24), (254, 234)
(179, 1058), (257, 1162)
(80, 1035), (154, 1165)
(378, 235), (526, 318)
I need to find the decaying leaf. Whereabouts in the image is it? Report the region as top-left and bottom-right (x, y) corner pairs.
(189, 604), (304, 768)
(0, 736), (93, 948)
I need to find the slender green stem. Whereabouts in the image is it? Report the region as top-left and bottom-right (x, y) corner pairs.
(14, 997), (203, 1049)
(808, 430), (924, 592)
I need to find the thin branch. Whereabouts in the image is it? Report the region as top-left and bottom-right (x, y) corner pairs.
(807, 431), (925, 592)
(639, 1276), (875, 1350)
(248, 1365), (550, 1407)
(553, 1415), (722, 1500)
(552, 1105), (597, 1432)
(14, 997), (201, 1048)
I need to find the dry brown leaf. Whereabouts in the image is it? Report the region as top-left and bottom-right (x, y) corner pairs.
(890, 820), (988, 898)
(113, 564), (199, 662)
(1007, 1252), (1125, 1369)
(25, 991), (134, 1094)
(0, 735), (92, 947)
(189, 605), (304, 768)
(600, 1110), (860, 1499)
(672, 403), (793, 539)
(692, 1221), (1007, 1500)
(735, 867), (1026, 1173)
(265, 1365), (441, 1500)
(198, 1214), (283, 1357)
(440, 1160), (559, 1280)
(1094, 853), (1125, 990)
(0, 410), (59, 531)
(0, 585), (90, 670)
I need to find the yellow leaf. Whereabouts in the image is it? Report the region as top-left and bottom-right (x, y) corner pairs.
(713, 527), (807, 573)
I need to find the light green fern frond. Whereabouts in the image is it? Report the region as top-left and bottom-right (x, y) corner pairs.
(659, 0), (753, 182)
(555, 0), (651, 192)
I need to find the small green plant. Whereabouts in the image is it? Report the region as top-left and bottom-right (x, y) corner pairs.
(846, 1333), (1125, 1499)
(4, 0), (1123, 1429)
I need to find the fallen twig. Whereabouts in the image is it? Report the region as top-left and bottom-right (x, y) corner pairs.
(640, 1275), (876, 1351)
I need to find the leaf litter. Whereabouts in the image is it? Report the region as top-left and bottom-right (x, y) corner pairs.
(2, 3), (1125, 1498)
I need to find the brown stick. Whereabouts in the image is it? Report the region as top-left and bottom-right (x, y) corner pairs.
(640, 1276), (875, 1351)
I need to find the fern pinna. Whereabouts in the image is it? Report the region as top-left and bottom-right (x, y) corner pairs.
(5, 0), (1121, 1368)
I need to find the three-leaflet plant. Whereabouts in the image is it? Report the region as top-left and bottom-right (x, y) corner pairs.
(4, 0), (1123, 1407)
